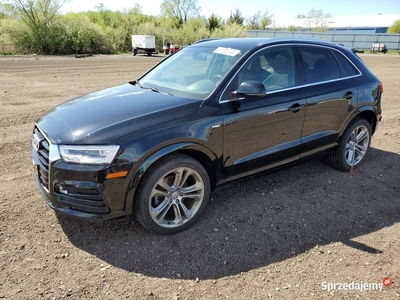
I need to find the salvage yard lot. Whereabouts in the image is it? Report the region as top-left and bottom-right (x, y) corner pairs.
(0, 54), (399, 299)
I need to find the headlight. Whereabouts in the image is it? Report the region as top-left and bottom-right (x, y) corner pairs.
(59, 145), (120, 165)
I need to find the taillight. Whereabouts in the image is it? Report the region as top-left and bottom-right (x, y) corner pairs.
(379, 81), (383, 94)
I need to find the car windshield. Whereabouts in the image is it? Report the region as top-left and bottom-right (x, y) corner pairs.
(138, 46), (244, 100)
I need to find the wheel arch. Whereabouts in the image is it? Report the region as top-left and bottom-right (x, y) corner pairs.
(326, 117), (372, 171)
(356, 110), (378, 135)
(124, 143), (220, 215)
(340, 105), (378, 137)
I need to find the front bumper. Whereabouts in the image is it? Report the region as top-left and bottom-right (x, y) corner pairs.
(33, 170), (127, 220)
(32, 128), (131, 221)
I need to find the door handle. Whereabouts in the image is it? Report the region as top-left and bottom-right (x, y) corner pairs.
(288, 103), (304, 113)
(343, 92), (354, 100)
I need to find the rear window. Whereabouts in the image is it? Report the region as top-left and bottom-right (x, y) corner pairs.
(299, 47), (341, 84)
(332, 51), (359, 77)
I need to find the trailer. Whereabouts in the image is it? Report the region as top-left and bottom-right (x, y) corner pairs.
(131, 35), (158, 56)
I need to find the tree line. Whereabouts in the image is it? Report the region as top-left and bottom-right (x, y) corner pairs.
(0, 0), (271, 54)
(1, 0), (398, 55)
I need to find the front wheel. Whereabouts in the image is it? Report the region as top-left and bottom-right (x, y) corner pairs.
(327, 119), (372, 171)
(134, 153), (210, 234)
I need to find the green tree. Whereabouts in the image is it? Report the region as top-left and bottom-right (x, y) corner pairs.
(62, 14), (112, 53)
(211, 23), (248, 38)
(2, 0), (68, 53)
(246, 11), (261, 30)
(0, 2), (14, 18)
(177, 17), (208, 44)
(304, 9), (332, 30)
(260, 11), (273, 29)
(387, 19), (400, 33)
(160, 0), (200, 28)
(94, 3), (125, 29)
(246, 11), (272, 30)
(0, 17), (27, 53)
(227, 8), (244, 26)
(207, 13), (220, 32)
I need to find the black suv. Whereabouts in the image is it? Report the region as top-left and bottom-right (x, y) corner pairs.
(32, 38), (383, 234)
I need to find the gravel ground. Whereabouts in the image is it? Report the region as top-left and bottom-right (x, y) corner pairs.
(0, 53), (399, 299)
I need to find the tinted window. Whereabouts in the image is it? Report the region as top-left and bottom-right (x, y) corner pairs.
(221, 47), (295, 100)
(262, 48), (295, 91)
(299, 47), (340, 84)
(332, 51), (359, 77)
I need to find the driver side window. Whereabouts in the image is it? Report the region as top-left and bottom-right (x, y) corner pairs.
(221, 47), (295, 101)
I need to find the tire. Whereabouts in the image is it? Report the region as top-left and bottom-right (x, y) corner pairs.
(134, 153), (210, 234)
(326, 118), (372, 171)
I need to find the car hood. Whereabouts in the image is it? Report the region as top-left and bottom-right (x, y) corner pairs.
(36, 83), (202, 144)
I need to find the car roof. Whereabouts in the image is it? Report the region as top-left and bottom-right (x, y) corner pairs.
(191, 37), (340, 52)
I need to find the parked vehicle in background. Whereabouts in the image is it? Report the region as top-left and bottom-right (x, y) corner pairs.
(32, 38), (383, 234)
(132, 35), (157, 56)
(163, 42), (180, 55)
(371, 43), (388, 54)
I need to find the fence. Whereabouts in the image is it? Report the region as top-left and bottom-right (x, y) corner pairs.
(248, 30), (400, 51)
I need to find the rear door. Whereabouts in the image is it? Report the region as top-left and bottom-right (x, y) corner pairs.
(296, 46), (361, 156)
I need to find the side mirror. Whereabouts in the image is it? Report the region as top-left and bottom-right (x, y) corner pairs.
(232, 80), (266, 98)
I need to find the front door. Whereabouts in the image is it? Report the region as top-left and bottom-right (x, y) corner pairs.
(219, 46), (306, 181)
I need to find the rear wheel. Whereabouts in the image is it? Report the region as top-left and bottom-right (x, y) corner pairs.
(134, 153), (210, 234)
(327, 119), (371, 171)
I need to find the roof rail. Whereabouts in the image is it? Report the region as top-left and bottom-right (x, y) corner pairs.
(193, 38), (224, 44)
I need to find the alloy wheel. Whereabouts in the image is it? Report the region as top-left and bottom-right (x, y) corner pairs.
(345, 125), (370, 166)
(148, 167), (205, 228)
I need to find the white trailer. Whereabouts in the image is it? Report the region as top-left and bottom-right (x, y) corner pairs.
(131, 35), (157, 56)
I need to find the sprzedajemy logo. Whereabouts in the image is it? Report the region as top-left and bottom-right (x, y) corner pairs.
(322, 277), (393, 293)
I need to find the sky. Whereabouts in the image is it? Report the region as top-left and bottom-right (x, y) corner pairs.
(61, 0), (400, 24)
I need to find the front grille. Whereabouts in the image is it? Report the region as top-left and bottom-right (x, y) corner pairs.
(33, 127), (50, 190)
(55, 182), (109, 214)
(33, 128), (110, 215)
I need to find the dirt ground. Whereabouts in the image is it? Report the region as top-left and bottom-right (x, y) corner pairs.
(0, 53), (399, 300)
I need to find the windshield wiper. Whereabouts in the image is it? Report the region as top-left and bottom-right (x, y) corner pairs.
(150, 87), (173, 96)
(129, 80), (172, 96)
(129, 80), (142, 88)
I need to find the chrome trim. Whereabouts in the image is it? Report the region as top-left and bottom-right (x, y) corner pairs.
(33, 125), (61, 193)
(32, 130), (44, 151)
(33, 172), (53, 206)
(35, 124), (61, 162)
(49, 143), (61, 162)
(218, 43), (363, 104)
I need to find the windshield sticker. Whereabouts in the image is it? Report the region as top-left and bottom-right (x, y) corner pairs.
(213, 47), (241, 57)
